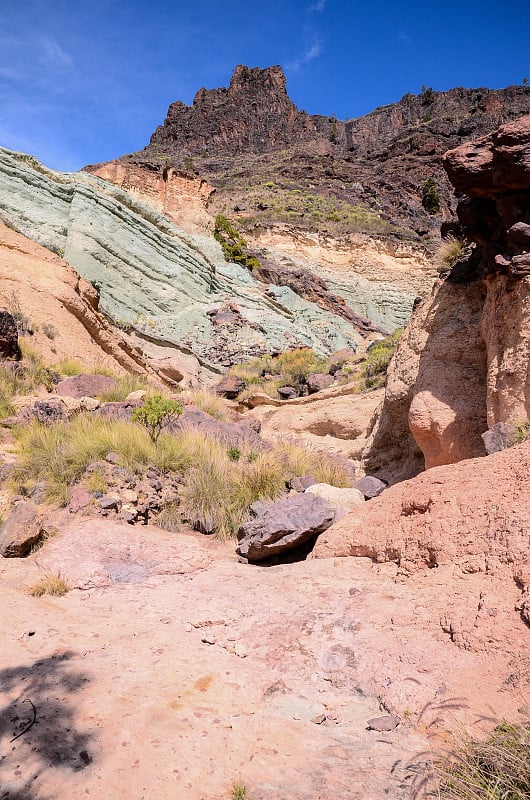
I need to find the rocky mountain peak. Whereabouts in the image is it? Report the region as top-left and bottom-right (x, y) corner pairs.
(149, 64), (316, 158)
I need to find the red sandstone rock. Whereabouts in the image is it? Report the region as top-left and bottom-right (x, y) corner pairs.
(314, 441), (530, 575)
(443, 115), (530, 197)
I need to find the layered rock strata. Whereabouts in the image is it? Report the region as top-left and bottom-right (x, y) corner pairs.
(0, 148), (368, 369)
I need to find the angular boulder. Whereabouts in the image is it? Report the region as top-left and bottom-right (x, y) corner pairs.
(355, 475), (388, 499)
(306, 373), (334, 394)
(236, 493), (333, 563)
(0, 502), (48, 557)
(215, 374), (246, 399)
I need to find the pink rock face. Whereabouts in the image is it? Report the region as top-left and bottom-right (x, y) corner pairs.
(315, 440), (530, 574)
(364, 114), (530, 479)
(1, 516), (528, 799)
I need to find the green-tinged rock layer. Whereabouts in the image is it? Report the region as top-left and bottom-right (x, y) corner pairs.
(0, 148), (364, 367)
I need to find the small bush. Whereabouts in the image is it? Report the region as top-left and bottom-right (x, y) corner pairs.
(12, 415), (156, 502)
(133, 394), (183, 444)
(214, 214), (261, 272)
(231, 784), (247, 800)
(362, 329), (403, 389)
(30, 572), (69, 597)
(55, 358), (83, 376)
(513, 420), (530, 444)
(431, 722), (530, 799)
(436, 236), (469, 273)
(422, 177), (441, 214)
(98, 374), (147, 402)
(42, 323), (57, 340)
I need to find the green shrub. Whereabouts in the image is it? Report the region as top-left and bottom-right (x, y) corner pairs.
(362, 329), (403, 389)
(214, 214), (261, 272)
(422, 177), (441, 214)
(132, 394), (183, 444)
(513, 420), (530, 444)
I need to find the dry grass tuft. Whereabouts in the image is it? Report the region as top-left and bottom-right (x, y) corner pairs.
(182, 389), (229, 421)
(435, 236), (469, 273)
(30, 572), (70, 597)
(431, 722), (530, 799)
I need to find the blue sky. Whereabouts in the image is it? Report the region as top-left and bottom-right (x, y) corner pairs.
(1, 0), (529, 171)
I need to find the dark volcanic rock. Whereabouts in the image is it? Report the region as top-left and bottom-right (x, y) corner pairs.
(277, 386), (299, 400)
(0, 310), (21, 360)
(96, 67), (530, 240)
(215, 375), (246, 399)
(443, 115), (530, 283)
(236, 493), (333, 563)
(355, 476), (388, 499)
(306, 373), (334, 394)
(32, 400), (67, 425)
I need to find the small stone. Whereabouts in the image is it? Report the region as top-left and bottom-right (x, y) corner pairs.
(234, 643), (248, 658)
(366, 715), (400, 732)
(277, 386), (299, 400)
(201, 635), (216, 645)
(311, 714), (326, 725)
(99, 496), (120, 511)
(105, 451), (121, 464)
(354, 476), (388, 499)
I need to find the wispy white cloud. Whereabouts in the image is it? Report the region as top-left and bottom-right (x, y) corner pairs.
(40, 37), (73, 69)
(286, 40), (323, 72)
(309, 0), (326, 11)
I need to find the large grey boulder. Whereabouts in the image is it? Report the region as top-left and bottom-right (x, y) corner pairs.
(236, 493), (333, 563)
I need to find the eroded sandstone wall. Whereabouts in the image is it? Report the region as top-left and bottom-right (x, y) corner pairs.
(363, 114), (530, 482)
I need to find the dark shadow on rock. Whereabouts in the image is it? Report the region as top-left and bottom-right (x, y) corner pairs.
(0, 651), (94, 799)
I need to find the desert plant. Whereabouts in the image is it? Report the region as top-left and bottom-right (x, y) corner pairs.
(55, 358), (83, 376)
(183, 389), (228, 421)
(42, 323), (57, 340)
(429, 721), (530, 799)
(132, 394), (183, 444)
(271, 440), (352, 487)
(436, 236), (469, 273)
(361, 329), (403, 389)
(214, 214), (261, 272)
(422, 177), (441, 214)
(230, 784), (247, 800)
(513, 420), (530, 444)
(30, 572), (69, 597)
(12, 415), (156, 502)
(98, 374), (148, 402)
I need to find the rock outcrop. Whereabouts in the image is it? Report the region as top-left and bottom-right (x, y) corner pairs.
(113, 66), (530, 241)
(0, 222), (154, 376)
(363, 114), (530, 481)
(314, 441), (530, 577)
(0, 148), (368, 369)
